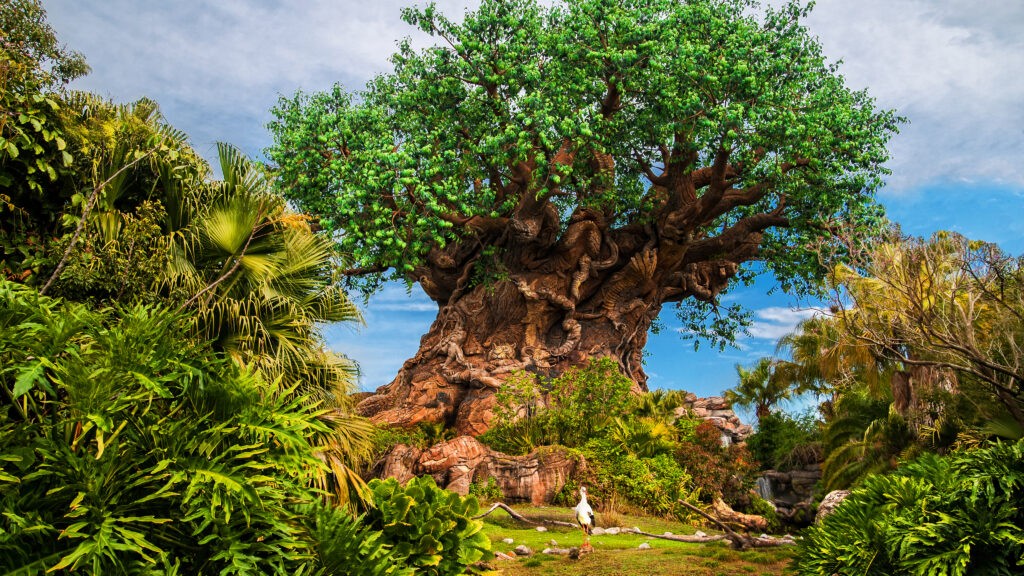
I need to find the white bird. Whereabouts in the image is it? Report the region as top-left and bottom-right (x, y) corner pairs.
(574, 486), (595, 536)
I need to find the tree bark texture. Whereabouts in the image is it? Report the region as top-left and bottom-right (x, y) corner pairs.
(356, 162), (777, 435)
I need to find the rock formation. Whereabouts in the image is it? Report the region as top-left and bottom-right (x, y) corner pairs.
(815, 490), (851, 524)
(757, 463), (823, 525)
(373, 435), (582, 505)
(675, 393), (753, 443)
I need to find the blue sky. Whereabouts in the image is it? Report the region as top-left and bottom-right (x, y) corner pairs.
(45, 1), (1024, 408)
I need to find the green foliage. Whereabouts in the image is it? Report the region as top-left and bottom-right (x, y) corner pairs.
(674, 421), (758, 504)
(569, 438), (692, 516)
(546, 358), (636, 445)
(52, 199), (169, 303)
(365, 476), (491, 576)
(820, 389), (916, 491)
(481, 357), (635, 454)
(747, 495), (782, 534)
(795, 440), (1024, 576)
(370, 424), (429, 461)
(747, 410), (821, 471)
(607, 416), (677, 458)
(726, 358), (793, 420)
(302, 504), (413, 576)
(0, 280), (335, 574)
(0, 0), (88, 89)
(469, 477), (504, 502)
(0, 1), (86, 239)
(269, 0), (898, 304)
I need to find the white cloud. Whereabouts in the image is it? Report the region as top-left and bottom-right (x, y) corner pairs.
(46, 0), (476, 162)
(746, 306), (818, 341)
(796, 0), (1024, 191)
(46, 0), (1024, 189)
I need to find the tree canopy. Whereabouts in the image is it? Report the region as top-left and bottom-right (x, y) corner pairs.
(270, 0), (898, 325)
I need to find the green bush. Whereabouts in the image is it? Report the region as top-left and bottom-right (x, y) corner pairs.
(674, 421), (758, 504)
(747, 495), (781, 534)
(747, 410), (821, 471)
(364, 476), (491, 576)
(795, 440), (1024, 576)
(569, 438), (692, 516)
(0, 281), (332, 574)
(480, 357), (636, 454)
(302, 504), (413, 576)
(469, 477), (503, 502)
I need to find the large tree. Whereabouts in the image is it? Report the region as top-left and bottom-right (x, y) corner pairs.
(268, 0), (898, 434)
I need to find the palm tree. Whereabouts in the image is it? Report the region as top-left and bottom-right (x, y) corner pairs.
(166, 144), (362, 401)
(163, 143), (374, 505)
(631, 389), (689, 421)
(726, 357), (792, 421)
(820, 388), (915, 490)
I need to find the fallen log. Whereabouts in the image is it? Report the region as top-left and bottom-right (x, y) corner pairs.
(472, 502), (578, 528)
(676, 500), (796, 550)
(623, 528), (727, 544)
(712, 497), (768, 532)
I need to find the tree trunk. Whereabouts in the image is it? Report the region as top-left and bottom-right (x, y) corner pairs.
(356, 267), (661, 435)
(356, 162), (772, 435)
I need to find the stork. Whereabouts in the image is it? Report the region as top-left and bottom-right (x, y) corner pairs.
(574, 486), (595, 537)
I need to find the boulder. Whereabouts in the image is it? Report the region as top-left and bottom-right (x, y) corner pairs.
(374, 436), (581, 504)
(514, 545), (534, 557)
(815, 490), (851, 524)
(638, 542), (651, 550)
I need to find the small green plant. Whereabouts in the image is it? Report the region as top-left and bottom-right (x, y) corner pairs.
(469, 476), (504, 502)
(365, 476), (491, 576)
(747, 495), (781, 534)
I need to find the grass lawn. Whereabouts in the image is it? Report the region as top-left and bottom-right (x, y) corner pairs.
(478, 505), (795, 576)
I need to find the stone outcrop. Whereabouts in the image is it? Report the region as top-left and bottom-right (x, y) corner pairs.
(675, 394), (753, 443)
(373, 436), (582, 505)
(756, 463), (822, 525)
(371, 392), (752, 501)
(815, 490), (851, 524)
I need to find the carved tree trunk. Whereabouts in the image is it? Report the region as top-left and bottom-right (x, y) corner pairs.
(357, 201), (758, 435)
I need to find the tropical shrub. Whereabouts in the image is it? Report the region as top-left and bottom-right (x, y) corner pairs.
(364, 476), (491, 576)
(480, 357), (635, 453)
(674, 421), (758, 505)
(747, 410), (821, 471)
(747, 495), (782, 534)
(469, 477), (504, 502)
(301, 504), (413, 576)
(565, 438), (692, 516)
(0, 280), (333, 574)
(795, 440), (1024, 576)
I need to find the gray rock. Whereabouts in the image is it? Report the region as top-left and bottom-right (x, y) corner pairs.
(494, 552), (513, 561)
(604, 527), (620, 535)
(514, 545), (534, 557)
(548, 539), (558, 546)
(816, 490), (852, 524)
(591, 527), (606, 536)
(663, 531), (673, 536)
(638, 542), (651, 550)
(541, 548), (553, 555)
(535, 526), (548, 532)
(694, 530), (707, 538)
(502, 538), (514, 545)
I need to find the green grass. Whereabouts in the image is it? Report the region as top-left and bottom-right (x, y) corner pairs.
(478, 505), (795, 575)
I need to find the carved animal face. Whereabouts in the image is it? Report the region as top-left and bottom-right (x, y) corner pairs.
(487, 343), (515, 361)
